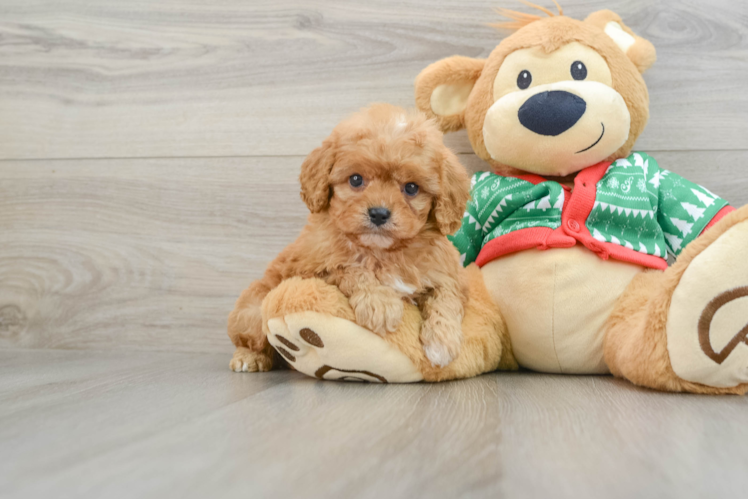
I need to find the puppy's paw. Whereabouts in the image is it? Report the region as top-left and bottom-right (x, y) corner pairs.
(423, 342), (455, 368)
(229, 347), (273, 372)
(350, 290), (404, 336)
(421, 317), (463, 367)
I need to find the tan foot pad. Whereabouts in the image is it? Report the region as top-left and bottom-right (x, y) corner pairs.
(668, 220), (748, 388)
(266, 312), (423, 383)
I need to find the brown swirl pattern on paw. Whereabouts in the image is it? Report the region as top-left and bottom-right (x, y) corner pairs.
(314, 365), (387, 383)
(275, 346), (296, 362)
(299, 327), (324, 348)
(275, 334), (300, 351)
(698, 286), (748, 364)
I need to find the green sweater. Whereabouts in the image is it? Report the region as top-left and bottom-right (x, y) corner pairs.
(450, 152), (732, 270)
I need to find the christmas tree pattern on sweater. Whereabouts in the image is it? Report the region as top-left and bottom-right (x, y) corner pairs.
(450, 152), (729, 267)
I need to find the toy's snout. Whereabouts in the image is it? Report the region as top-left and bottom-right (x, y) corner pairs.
(483, 80), (630, 176)
(518, 90), (587, 136)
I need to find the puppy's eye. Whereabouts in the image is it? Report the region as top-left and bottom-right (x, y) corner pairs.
(404, 182), (419, 196)
(571, 61), (587, 80)
(349, 174), (364, 188)
(517, 70), (532, 90)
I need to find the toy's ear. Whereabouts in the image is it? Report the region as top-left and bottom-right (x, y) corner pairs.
(585, 10), (656, 73)
(433, 148), (470, 235)
(299, 139), (336, 213)
(415, 56), (485, 133)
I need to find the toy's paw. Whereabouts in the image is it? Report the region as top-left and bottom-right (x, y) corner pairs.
(349, 290), (404, 336)
(668, 220), (748, 388)
(229, 347), (273, 373)
(420, 317), (463, 367)
(266, 311), (422, 383)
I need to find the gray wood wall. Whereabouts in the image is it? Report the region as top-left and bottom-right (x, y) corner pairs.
(2, 0), (747, 354)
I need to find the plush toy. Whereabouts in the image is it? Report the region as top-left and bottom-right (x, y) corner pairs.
(252, 4), (748, 391)
(412, 3), (748, 393)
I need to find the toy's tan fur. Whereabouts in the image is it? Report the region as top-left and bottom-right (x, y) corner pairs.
(228, 104), (501, 372)
(413, 7), (748, 393)
(416, 13), (654, 177)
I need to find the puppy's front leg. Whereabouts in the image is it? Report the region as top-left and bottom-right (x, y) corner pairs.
(340, 270), (404, 336)
(420, 278), (465, 367)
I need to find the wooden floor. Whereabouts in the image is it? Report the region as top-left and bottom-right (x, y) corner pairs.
(2, 349), (748, 498)
(2, 1), (748, 497)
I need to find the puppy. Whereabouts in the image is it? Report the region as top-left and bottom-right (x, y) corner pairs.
(228, 103), (471, 371)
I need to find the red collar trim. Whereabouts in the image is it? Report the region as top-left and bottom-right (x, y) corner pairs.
(574, 160), (612, 189)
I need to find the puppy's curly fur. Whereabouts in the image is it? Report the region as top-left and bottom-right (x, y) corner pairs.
(228, 103), (471, 371)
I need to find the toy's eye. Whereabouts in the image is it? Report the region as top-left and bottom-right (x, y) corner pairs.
(517, 70), (532, 90)
(404, 182), (419, 196)
(571, 61), (587, 80)
(349, 174), (364, 188)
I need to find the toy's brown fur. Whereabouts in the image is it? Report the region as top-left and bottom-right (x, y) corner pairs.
(414, 7), (748, 393)
(228, 104), (488, 371)
(605, 205), (748, 395)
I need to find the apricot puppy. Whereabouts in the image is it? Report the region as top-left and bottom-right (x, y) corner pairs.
(228, 103), (471, 371)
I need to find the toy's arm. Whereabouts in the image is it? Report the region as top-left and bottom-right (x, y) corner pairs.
(448, 172), (487, 267)
(644, 153), (734, 256)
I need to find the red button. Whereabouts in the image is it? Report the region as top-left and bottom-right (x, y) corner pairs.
(567, 219), (580, 232)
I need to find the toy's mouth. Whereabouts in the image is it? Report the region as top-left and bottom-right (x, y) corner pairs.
(575, 123), (605, 154)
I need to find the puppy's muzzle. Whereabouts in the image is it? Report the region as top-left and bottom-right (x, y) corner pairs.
(518, 90), (587, 136)
(368, 207), (391, 227)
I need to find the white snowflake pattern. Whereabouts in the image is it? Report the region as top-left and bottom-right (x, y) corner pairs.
(663, 190), (677, 201)
(606, 177), (620, 189)
(480, 186), (489, 200)
(637, 178), (647, 192)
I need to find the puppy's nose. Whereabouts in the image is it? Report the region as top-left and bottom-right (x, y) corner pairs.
(368, 207), (391, 226)
(518, 90), (586, 136)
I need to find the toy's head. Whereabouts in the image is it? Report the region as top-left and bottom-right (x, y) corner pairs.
(415, 5), (656, 178)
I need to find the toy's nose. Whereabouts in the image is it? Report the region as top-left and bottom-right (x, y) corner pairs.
(368, 207), (391, 226)
(518, 90), (586, 136)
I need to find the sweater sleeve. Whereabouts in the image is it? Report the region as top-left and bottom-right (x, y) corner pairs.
(448, 172), (486, 267)
(641, 153), (731, 256)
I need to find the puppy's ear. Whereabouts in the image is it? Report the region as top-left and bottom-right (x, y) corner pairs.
(415, 56), (485, 133)
(299, 139), (336, 213)
(434, 148), (470, 235)
(585, 10), (656, 73)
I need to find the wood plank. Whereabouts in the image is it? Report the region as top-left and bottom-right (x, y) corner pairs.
(497, 373), (748, 498)
(0, 349), (502, 498)
(0, 0), (746, 159)
(0, 157), (308, 353)
(2, 350), (747, 497)
(1, 151), (747, 353)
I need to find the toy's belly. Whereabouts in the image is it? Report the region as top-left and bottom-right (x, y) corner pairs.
(481, 245), (644, 374)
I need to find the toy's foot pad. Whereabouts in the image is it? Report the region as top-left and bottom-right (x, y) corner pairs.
(668, 220), (748, 388)
(266, 312), (423, 383)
